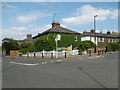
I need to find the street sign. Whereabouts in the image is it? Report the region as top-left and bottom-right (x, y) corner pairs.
(55, 34), (61, 42)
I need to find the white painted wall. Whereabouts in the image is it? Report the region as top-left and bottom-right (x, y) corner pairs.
(81, 36), (98, 45)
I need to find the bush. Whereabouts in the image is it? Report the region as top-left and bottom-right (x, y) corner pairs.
(106, 42), (119, 52)
(20, 48), (28, 54)
(77, 41), (95, 52)
(20, 42), (36, 54)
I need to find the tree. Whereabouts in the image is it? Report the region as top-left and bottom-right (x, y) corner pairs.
(35, 39), (54, 51)
(19, 42), (36, 54)
(2, 38), (19, 55)
(77, 41), (95, 53)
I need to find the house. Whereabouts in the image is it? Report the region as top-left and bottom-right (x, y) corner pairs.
(19, 34), (33, 44)
(81, 30), (120, 46)
(19, 21), (81, 50)
(33, 21), (80, 40)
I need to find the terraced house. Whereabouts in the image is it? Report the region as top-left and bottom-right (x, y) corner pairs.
(19, 21), (120, 49)
(81, 30), (120, 46)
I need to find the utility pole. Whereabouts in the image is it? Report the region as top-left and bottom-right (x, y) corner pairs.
(94, 15), (98, 53)
(53, 13), (56, 22)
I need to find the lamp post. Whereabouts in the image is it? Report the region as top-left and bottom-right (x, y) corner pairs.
(94, 15), (98, 53)
(55, 34), (61, 58)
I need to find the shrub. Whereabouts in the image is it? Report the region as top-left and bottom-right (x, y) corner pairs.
(77, 41), (95, 52)
(20, 42), (36, 54)
(106, 42), (119, 52)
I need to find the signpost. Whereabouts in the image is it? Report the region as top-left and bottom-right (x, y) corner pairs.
(55, 34), (61, 58)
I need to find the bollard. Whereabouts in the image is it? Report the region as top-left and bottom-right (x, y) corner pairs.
(100, 50), (101, 55)
(102, 50), (104, 54)
(34, 52), (36, 58)
(42, 52), (44, 58)
(98, 50), (101, 55)
(98, 50), (99, 55)
(89, 50), (91, 57)
(27, 52), (29, 58)
(51, 52), (53, 59)
(65, 52), (67, 58)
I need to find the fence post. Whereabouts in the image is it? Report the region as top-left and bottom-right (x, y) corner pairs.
(102, 49), (104, 54)
(89, 50), (91, 57)
(27, 52), (29, 58)
(51, 52), (53, 59)
(34, 51), (36, 58)
(88, 49), (92, 57)
(98, 49), (101, 55)
(65, 52), (67, 58)
(42, 52), (44, 58)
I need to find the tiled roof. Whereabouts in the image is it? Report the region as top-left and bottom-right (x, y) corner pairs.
(81, 32), (120, 39)
(22, 38), (33, 41)
(33, 27), (80, 39)
(42, 27), (80, 34)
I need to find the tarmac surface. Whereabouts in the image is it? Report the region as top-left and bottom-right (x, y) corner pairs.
(1, 52), (118, 88)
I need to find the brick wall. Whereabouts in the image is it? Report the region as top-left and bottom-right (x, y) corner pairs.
(10, 50), (19, 56)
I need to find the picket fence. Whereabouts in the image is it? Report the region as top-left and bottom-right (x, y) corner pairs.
(22, 50), (79, 58)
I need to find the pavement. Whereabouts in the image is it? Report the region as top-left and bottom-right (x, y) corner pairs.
(1, 52), (118, 88)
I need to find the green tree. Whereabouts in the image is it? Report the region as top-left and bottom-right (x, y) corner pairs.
(20, 42), (36, 54)
(77, 41), (95, 54)
(2, 38), (19, 55)
(35, 38), (54, 51)
(106, 42), (119, 52)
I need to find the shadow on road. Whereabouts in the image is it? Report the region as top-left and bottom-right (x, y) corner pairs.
(78, 66), (109, 90)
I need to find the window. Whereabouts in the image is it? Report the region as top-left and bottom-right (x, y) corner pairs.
(102, 38), (104, 42)
(108, 38), (110, 42)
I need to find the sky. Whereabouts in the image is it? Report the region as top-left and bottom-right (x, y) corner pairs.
(1, 2), (119, 45)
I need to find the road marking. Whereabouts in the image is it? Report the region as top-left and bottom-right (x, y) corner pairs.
(50, 61), (55, 63)
(10, 61), (39, 66)
(79, 58), (83, 59)
(95, 56), (101, 57)
(41, 62), (47, 64)
(57, 60), (62, 62)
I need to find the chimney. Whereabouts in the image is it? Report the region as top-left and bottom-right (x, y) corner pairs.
(27, 34), (32, 39)
(90, 29), (95, 33)
(107, 31), (111, 35)
(100, 31), (102, 34)
(52, 21), (60, 28)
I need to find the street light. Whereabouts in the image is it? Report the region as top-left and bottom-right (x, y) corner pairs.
(94, 15), (98, 53)
(55, 34), (61, 58)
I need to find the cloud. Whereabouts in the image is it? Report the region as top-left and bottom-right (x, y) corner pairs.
(2, 2), (16, 13)
(110, 9), (118, 19)
(2, 27), (29, 40)
(62, 5), (118, 26)
(2, 25), (51, 40)
(2, 23), (68, 40)
(16, 11), (52, 24)
(30, 24), (51, 33)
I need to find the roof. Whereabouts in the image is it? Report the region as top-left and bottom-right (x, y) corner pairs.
(81, 32), (120, 39)
(21, 38), (33, 41)
(33, 27), (80, 39)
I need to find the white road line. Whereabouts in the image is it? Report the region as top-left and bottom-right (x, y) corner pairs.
(50, 61), (55, 63)
(41, 62), (47, 64)
(10, 61), (39, 66)
(57, 60), (62, 62)
(79, 58), (83, 59)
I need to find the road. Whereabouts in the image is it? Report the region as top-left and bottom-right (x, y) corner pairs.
(2, 52), (118, 88)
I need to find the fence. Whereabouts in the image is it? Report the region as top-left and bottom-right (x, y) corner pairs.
(22, 50), (79, 58)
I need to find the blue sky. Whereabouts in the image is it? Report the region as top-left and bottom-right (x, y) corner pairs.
(2, 2), (118, 41)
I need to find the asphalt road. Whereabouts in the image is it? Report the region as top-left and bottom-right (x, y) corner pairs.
(2, 52), (118, 88)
